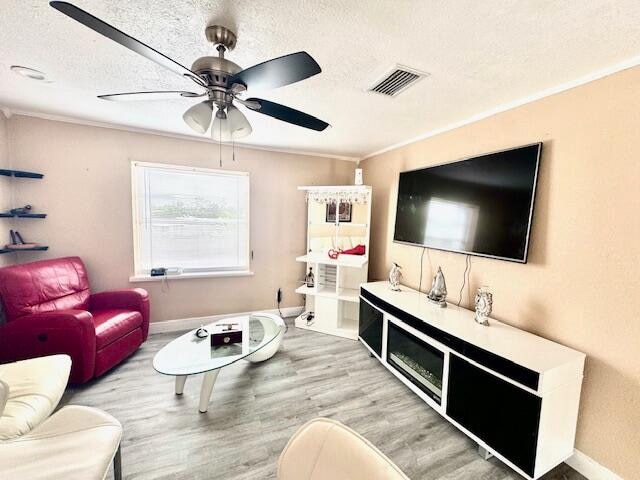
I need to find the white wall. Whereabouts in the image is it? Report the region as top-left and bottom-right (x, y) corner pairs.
(4, 114), (355, 322)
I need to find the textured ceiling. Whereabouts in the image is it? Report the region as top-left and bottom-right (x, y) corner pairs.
(1, 1), (640, 159)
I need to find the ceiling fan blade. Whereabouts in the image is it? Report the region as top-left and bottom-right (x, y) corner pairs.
(229, 52), (321, 91)
(49, 2), (204, 85)
(246, 98), (329, 131)
(98, 91), (205, 101)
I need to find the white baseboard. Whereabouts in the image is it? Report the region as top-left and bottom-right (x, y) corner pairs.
(565, 450), (623, 480)
(149, 306), (304, 334)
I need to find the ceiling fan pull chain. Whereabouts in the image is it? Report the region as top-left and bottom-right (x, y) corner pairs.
(219, 120), (223, 167)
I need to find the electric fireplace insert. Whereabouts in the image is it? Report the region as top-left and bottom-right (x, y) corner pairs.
(386, 321), (445, 404)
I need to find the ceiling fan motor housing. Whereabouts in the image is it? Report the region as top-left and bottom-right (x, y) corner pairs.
(191, 56), (242, 86)
(191, 55), (243, 108)
(205, 25), (237, 51)
(191, 26), (243, 109)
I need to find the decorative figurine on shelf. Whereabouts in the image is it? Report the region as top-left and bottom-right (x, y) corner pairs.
(389, 263), (402, 291)
(427, 266), (448, 307)
(9, 205), (32, 215)
(305, 267), (315, 288)
(328, 248), (341, 259)
(474, 286), (493, 326)
(6, 230), (39, 250)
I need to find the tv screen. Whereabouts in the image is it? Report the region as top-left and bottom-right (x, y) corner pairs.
(393, 143), (541, 263)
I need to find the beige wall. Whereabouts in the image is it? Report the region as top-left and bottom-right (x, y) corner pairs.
(4, 115), (354, 322)
(361, 66), (640, 478)
(0, 111), (11, 267)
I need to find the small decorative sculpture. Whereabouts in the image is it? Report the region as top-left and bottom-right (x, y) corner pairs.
(474, 286), (493, 326)
(6, 229), (38, 250)
(195, 325), (209, 339)
(389, 263), (402, 291)
(10, 205), (32, 215)
(427, 267), (447, 307)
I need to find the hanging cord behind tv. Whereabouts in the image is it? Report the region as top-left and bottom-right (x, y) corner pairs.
(458, 255), (471, 307)
(418, 247), (427, 292)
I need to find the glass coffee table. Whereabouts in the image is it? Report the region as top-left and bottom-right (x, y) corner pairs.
(153, 312), (285, 412)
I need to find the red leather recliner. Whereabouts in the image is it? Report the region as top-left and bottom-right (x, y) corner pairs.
(0, 256), (149, 383)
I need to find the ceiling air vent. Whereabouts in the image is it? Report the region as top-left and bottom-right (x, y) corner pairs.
(367, 65), (429, 97)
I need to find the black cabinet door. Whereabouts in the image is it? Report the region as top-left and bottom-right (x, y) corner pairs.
(446, 354), (541, 477)
(359, 298), (383, 357)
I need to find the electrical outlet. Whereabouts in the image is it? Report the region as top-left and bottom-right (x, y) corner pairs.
(277, 288), (283, 303)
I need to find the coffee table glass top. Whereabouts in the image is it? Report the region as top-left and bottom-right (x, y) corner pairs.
(153, 314), (280, 376)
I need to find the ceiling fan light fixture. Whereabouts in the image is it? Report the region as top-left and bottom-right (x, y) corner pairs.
(211, 109), (233, 142)
(183, 100), (213, 134)
(227, 105), (252, 139)
(212, 106), (252, 142)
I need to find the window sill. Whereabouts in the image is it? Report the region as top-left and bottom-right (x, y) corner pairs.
(129, 270), (254, 282)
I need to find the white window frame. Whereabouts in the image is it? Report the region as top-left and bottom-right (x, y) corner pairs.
(130, 161), (251, 281)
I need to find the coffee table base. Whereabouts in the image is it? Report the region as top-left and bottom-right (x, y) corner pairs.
(173, 370), (220, 413)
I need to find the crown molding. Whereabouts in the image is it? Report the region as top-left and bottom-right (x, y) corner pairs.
(360, 54), (640, 161)
(0, 106), (359, 162)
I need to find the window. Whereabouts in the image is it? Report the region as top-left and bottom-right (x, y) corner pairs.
(131, 162), (250, 276)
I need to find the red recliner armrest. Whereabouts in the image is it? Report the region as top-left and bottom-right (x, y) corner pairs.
(0, 310), (96, 384)
(90, 288), (150, 340)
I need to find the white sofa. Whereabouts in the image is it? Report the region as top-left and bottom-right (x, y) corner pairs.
(0, 355), (123, 480)
(278, 418), (409, 480)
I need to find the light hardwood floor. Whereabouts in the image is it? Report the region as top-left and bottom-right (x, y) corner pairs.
(61, 318), (585, 480)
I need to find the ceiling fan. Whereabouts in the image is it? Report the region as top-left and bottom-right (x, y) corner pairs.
(49, 1), (330, 142)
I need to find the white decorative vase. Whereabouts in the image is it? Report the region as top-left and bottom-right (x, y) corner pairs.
(354, 168), (363, 186)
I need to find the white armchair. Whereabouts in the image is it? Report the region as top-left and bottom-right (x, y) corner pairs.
(278, 418), (409, 480)
(0, 355), (123, 480)
(0, 354), (71, 440)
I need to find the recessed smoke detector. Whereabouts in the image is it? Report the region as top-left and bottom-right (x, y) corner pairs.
(10, 66), (53, 82)
(367, 65), (429, 97)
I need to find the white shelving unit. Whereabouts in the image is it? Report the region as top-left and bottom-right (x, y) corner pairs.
(294, 185), (372, 340)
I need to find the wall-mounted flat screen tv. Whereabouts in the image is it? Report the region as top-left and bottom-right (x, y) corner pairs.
(393, 143), (542, 263)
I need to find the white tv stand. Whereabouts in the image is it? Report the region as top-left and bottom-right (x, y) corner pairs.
(359, 281), (585, 480)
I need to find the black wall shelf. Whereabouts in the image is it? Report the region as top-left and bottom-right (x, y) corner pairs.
(0, 169), (44, 179)
(0, 246), (49, 255)
(0, 213), (47, 218)
(2, 168), (48, 254)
